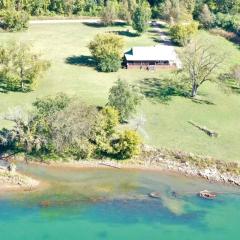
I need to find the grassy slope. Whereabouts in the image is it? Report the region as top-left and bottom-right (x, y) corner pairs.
(0, 24), (240, 162)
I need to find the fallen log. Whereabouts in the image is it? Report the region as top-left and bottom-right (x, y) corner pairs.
(188, 121), (218, 137)
(99, 162), (121, 169)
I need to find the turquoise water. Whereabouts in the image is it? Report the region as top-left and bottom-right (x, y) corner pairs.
(0, 164), (240, 240)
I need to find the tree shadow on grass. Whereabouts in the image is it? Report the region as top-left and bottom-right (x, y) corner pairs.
(112, 30), (139, 38)
(65, 55), (96, 68)
(191, 98), (215, 105)
(218, 74), (240, 95)
(0, 82), (30, 93)
(140, 78), (189, 104)
(152, 37), (176, 46)
(83, 21), (126, 28)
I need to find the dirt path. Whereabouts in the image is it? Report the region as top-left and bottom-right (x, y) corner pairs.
(29, 19), (128, 25)
(29, 19), (101, 24)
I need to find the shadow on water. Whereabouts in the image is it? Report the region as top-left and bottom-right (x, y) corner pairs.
(0, 195), (209, 231)
(65, 55), (96, 68)
(140, 78), (189, 103)
(79, 198), (209, 231)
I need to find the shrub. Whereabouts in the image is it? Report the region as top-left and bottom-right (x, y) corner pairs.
(170, 21), (199, 46)
(2, 10), (29, 32)
(68, 140), (95, 160)
(97, 54), (122, 72)
(215, 13), (240, 35)
(33, 93), (71, 117)
(112, 130), (141, 159)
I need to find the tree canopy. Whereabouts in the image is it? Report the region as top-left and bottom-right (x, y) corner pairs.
(1, 93), (142, 160)
(88, 33), (124, 72)
(132, 1), (151, 34)
(180, 41), (223, 97)
(0, 42), (50, 92)
(108, 79), (143, 122)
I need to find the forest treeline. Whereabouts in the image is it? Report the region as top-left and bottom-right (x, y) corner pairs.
(0, 1), (239, 19)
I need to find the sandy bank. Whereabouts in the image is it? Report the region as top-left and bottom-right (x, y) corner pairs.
(29, 148), (240, 187)
(0, 168), (40, 192)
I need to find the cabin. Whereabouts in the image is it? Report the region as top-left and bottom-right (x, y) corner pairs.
(124, 45), (181, 70)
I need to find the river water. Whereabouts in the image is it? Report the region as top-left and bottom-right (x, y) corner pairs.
(0, 163), (239, 240)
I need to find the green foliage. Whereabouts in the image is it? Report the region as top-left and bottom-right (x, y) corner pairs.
(0, 0), (239, 23)
(170, 21), (199, 46)
(215, 13), (240, 34)
(160, 0), (180, 22)
(2, 10), (29, 32)
(50, 100), (99, 159)
(231, 65), (240, 86)
(88, 33), (124, 72)
(101, 106), (119, 136)
(118, 0), (136, 23)
(132, 1), (151, 34)
(111, 129), (141, 159)
(0, 42), (50, 92)
(93, 106), (119, 154)
(101, 0), (117, 26)
(1, 93), (141, 161)
(215, 0), (240, 14)
(199, 4), (214, 29)
(108, 79), (143, 122)
(33, 93), (71, 117)
(97, 54), (121, 72)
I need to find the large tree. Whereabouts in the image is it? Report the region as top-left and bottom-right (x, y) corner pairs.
(132, 0), (151, 34)
(170, 21), (198, 46)
(161, 0), (180, 23)
(1, 94), (142, 160)
(88, 33), (124, 72)
(199, 4), (214, 29)
(180, 41), (223, 97)
(108, 79), (143, 122)
(118, 0), (137, 23)
(0, 42), (50, 92)
(101, 0), (118, 26)
(2, 9), (29, 32)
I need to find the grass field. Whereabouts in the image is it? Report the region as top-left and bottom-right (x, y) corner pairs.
(0, 23), (240, 162)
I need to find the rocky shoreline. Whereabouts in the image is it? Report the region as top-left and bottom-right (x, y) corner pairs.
(3, 144), (240, 189)
(0, 167), (39, 191)
(136, 145), (240, 186)
(36, 145), (240, 187)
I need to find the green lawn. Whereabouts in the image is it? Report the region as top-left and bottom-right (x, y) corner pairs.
(0, 23), (240, 162)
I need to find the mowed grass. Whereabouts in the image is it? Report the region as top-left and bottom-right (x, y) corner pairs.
(0, 23), (240, 162)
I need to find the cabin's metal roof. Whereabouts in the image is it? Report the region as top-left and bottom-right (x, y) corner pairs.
(124, 45), (178, 62)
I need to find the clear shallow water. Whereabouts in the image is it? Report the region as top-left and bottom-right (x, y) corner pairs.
(0, 164), (240, 240)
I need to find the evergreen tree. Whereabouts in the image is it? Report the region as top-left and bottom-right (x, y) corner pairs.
(199, 4), (214, 29)
(132, 1), (151, 34)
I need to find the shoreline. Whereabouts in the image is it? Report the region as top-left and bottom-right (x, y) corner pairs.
(24, 150), (240, 188)
(0, 168), (40, 193)
(2, 144), (240, 193)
